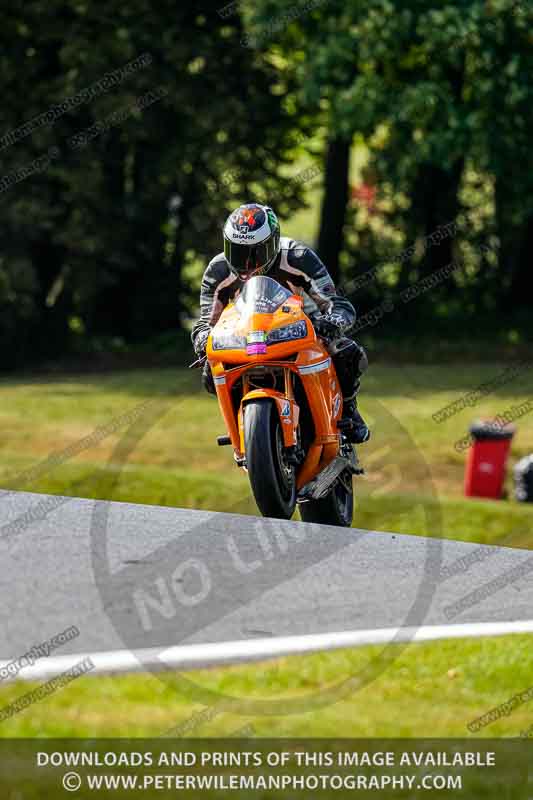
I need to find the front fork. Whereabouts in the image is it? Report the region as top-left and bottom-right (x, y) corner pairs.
(217, 362), (340, 489)
(241, 366), (294, 401)
(238, 367), (301, 455)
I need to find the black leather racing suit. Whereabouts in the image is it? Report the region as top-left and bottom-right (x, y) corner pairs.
(191, 237), (368, 400)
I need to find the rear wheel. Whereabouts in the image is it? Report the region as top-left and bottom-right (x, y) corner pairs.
(299, 469), (354, 527)
(244, 400), (296, 519)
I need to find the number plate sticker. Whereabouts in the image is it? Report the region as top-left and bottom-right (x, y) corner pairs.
(247, 331), (267, 344)
(246, 330), (268, 354)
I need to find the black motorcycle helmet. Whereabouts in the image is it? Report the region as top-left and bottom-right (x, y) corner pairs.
(223, 203), (281, 277)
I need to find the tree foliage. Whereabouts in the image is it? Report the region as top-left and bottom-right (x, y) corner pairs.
(1, 0), (531, 369)
(249, 0), (532, 323)
(0, 0), (305, 368)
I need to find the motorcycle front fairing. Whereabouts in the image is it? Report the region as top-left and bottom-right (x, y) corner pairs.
(206, 276), (342, 486)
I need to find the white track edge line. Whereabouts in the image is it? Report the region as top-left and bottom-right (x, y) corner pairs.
(2, 620), (533, 684)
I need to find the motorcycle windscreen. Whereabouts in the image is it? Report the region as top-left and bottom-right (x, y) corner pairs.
(236, 276), (292, 315)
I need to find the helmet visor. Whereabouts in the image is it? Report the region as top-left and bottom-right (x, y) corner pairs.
(224, 237), (277, 276)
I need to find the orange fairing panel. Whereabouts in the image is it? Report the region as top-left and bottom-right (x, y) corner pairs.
(207, 281), (342, 485)
(211, 363), (240, 453)
(206, 294), (313, 365)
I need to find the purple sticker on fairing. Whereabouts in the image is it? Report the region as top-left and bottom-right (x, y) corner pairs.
(246, 344), (267, 355)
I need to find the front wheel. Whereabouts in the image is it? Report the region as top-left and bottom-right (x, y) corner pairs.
(244, 400), (296, 520)
(299, 470), (354, 527)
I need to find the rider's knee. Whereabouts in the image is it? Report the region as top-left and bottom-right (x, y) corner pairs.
(333, 338), (368, 377)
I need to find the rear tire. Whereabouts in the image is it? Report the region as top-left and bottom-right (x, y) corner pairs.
(299, 470), (354, 527)
(244, 400), (296, 520)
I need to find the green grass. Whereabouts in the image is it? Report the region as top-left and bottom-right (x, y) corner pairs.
(0, 635), (531, 738)
(0, 363), (532, 737)
(1, 364), (532, 545)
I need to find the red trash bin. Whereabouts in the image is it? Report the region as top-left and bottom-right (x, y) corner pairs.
(465, 420), (515, 499)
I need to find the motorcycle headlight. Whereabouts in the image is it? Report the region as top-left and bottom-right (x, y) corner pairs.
(211, 333), (247, 351)
(267, 321), (308, 344)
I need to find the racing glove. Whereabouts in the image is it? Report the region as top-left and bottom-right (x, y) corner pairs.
(194, 329), (210, 357)
(314, 312), (347, 340)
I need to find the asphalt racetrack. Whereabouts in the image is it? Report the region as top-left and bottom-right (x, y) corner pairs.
(1, 490), (532, 672)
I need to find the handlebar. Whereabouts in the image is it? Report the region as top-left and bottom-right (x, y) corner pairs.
(188, 355), (207, 369)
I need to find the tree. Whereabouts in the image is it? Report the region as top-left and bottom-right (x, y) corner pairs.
(248, 0), (533, 327)
(0, 0), (307, 368)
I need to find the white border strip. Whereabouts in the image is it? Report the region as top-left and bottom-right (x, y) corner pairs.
(298, 358), (331, 375)
(1, 620), (532, 684)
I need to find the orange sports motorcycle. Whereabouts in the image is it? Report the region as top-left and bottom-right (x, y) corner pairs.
(201, 275), (363, 526)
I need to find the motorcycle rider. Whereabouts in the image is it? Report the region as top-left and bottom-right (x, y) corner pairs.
(191, 202), (370, 444)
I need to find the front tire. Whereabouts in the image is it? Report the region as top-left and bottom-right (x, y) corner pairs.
(244, 400), (296, 520)
(299, 470), (354, 527)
